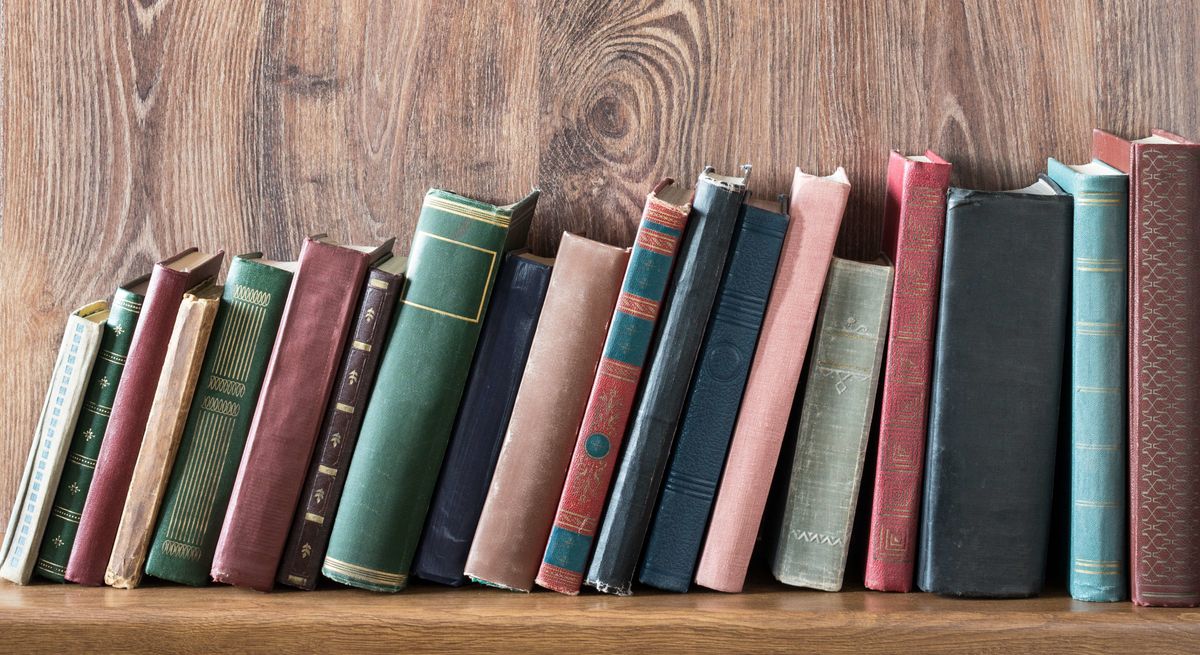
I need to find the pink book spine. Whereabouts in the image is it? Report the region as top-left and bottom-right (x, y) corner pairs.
(693, 167), (850, 593)
(864, 151), (951, 592)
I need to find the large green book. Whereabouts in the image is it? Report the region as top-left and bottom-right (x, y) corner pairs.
(322, 188), (538, 592)
(35, 279), (147, 581)
(143, 254), (294, 586)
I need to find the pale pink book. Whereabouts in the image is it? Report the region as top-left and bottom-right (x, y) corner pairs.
(694, 166), (850, 593)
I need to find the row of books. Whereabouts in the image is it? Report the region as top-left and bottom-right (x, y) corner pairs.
(0, 129), (1197, 606)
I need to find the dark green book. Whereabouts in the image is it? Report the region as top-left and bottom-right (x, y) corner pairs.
(143, 254), (294, 586)
(35, 278), (147, 581)
(322, 188), (538, 592)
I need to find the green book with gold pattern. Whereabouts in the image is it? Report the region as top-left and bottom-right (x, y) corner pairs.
(323, 188), (538, 592)
(143, 254), (294, 586)
(35, 278), (147, 581)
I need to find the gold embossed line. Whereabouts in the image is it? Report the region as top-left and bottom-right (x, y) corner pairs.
(323, 557), (408, 587)
(424, 196), (510, 228)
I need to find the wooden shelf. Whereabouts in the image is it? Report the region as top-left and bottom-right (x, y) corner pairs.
(4, 579), (1199, 653)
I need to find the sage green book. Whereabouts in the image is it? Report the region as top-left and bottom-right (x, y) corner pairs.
(35, 279), (147, 581)
(143, 254), (294, 586)
(771, 257), (893, 591)
(322, 188), (538, 592)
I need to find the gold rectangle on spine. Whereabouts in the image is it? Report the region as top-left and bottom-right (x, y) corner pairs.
(305, 512), (324, 525)
(335, 403), (354, 414)
(351, 340), (372, 352)
(318, 465), (337, 477)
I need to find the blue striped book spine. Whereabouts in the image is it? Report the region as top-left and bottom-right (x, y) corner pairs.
(1047, 158), (1129, 602)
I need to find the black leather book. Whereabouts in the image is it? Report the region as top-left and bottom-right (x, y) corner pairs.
(411, 253), (553, 586)
(916, 178), (1071, 598)
(583, 170), (748, 595)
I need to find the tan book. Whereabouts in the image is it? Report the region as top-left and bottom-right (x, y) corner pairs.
(105, 284), (221, 588)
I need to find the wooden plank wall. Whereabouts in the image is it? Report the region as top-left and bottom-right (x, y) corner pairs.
(1, 0), (1197, 526)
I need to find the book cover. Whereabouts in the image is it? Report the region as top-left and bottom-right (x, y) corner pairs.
(66, 248), (224, 585)
(145, 255), (295, 586)
(0, 302), (107, 584)
(210, 236), (393, 591)
(696, 167), (850, 593)
(865, 150), (952, 592)
(104, 285), (221, 588)
(1046, 157), (1129, 603)
(464, 233), (628, 593)
(35, 280), (145, 582)
(916, 179), (1071, 598)
(277, 256), (407, 590)
(772, 257), (893, 591)
(536, 177), (701, 595)
(639, 200), (788, 593)
(322, 190), (538, 592)
(1093, 128), (1200, 607)
(412, 253), (553, 586)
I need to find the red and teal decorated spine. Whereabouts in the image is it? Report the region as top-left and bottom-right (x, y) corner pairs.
(535, 180), (691, 595)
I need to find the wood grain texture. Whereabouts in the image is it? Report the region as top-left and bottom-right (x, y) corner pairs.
(1, 0), (1198, 554)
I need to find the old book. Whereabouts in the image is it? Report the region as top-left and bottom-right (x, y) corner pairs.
(917, 179), (1071, 598)
(537, 177), (700, 595)
(412, 253), (554, 586)
(590, 184), (774, 597)
(865, 151), (952, 593)
(696, 167), (849, 593)
(276, 256), (407, 590)
(1092, 128), (1200, 607)
(322, 190), (537, 592)
(67, 248), (224, 586)
(772, 258), (893, 591)
(145, 254), (295, 586)
(105, 285), (221, 588)
(639, 201), (788, 593)
(0, 303), (107, 584)
(1046, 157), (1129, 603)
(35, 280), (146, 582)
(210, 236), (392, 591)
(464, 233), (628, 592)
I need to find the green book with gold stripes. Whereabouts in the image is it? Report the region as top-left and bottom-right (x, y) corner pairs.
(323, 188), (538, 592)
(35, 278), (147, 581)
(143, 254), (294, 586)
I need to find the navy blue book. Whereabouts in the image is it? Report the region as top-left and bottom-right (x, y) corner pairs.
(411, 253), (553, 586)
(633, 200), (788, 593)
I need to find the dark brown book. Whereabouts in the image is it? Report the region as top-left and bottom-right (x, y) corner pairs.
(276, 256), (406, 590)
(65, 248), (224, 586)
(209, 235), (392, 592)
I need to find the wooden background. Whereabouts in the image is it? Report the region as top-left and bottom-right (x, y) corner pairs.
(1, 0), (1197, 527)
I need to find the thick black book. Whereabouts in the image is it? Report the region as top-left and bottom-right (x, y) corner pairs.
(584, 169), (748, 595)
(411, 253), (553, 586)
(916, 178), (1072, 598)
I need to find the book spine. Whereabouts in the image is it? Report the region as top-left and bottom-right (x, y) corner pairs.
(276, 266), (404, 590)
(585, 188), (752, 596)
(36, 288), (143, 582)
(0, 305), (106, 584)
(535, 187), (693, 595)
(771, 258), (893, 591)
(145, 258), (293, 586)
(695, 168), (849, 593)
(639, 207), (788, 593)
(865, 153), (951, 592)
(463, 234), (628, 593)
(412, 255), (552, 587)
(105, 289), (220, 588)
(322, 190), (538, 592)
(211, 240), (378, 591)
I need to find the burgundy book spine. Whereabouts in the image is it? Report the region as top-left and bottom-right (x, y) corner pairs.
(865, 151), (951, 592)
(66, 249), (223, 585)
(210, 238), (388, 591)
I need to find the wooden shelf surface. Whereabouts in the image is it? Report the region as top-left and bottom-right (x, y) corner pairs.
(4, 580), (1200, 653)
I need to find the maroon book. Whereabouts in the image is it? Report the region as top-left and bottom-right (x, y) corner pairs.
(66, 248), (224, 586)
(1093, 128), (1200, 608)
(210, 235), (392, 591)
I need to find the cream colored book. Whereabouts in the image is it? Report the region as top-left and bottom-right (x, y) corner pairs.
(105, 284), (221, 588)
(0, 301), (108, 584)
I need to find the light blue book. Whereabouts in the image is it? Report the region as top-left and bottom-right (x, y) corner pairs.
(1047, 158), (1128, 603)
